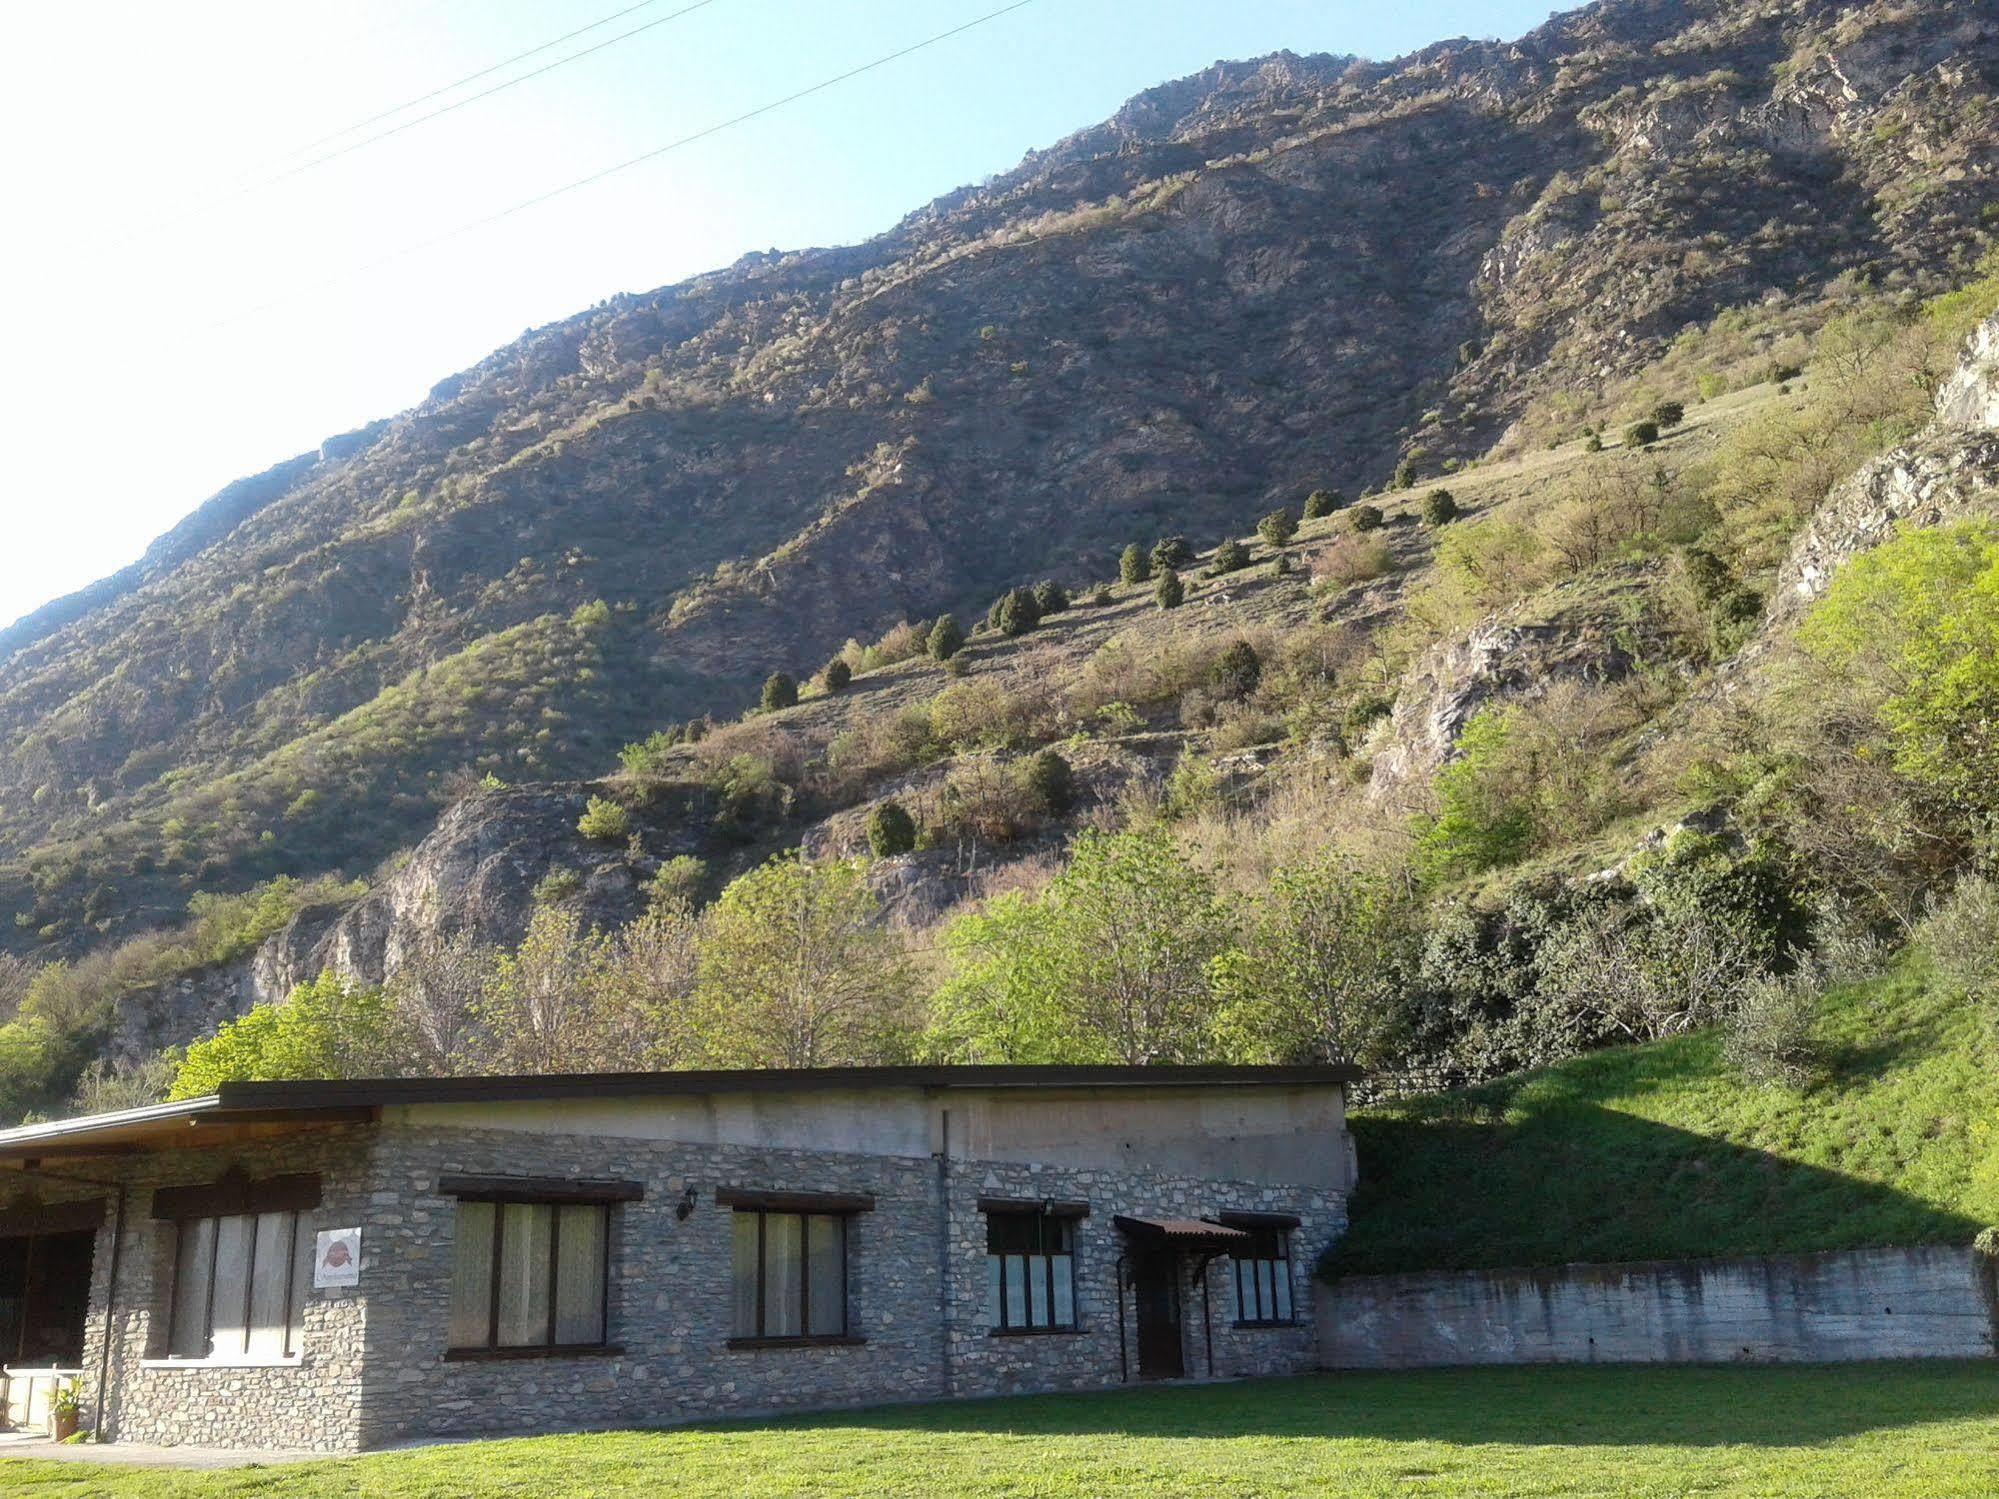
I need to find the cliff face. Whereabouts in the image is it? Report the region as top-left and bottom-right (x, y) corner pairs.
(4, 0), (1998, 955)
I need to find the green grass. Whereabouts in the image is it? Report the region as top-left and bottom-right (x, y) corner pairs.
(9, 1365), (1999, 1497)
(1337, 964), (1999, 1275)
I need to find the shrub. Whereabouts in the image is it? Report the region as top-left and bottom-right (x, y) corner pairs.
(1392, 459), (1418, 489)
(577, 796), (631, 843)
(1031, 579), (1069, 614)
(1346, 504), (1385, 534)
(1651, 399), (1686, 429)
(1421, 490), (1460, 528)
(1118, 544), (1151, 584)
(1584, 431), (1605, 452)
(1207, 539), (1251, 576)
(1151, 536), (1193, 570)
(1623, 420), (1661, 449)
(822, 658), (852, 692)
(1020, 750), (1075, 814)
(1154, 569), (1185, 609)
(866, 800), (918, 857)
(1258, 510), (1298, 547)
(994, 587), (1042, 638)
(534, 869), (583, 905)
(648, 855), (707, 907)
(1312, 533), (1394, 591)
(761, 672), (798, 711)
(1208, 641), (1262, 702)
(927, 614), (964, 660)
(1918, 877), (1999, 1003)
(1723, 969), (1823, 1087)
(1303, 489), (1342, 519)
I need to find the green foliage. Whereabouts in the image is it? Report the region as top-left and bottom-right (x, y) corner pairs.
(822, 658), (852, 692)
(1303, 489), (1342, 519)
(925, 615), (963, 662)
(1153, 569), (1185, 610)
(1624, 420), (1661, 448)
(1392, 459), (1418, 489)
(1799, 521), (1999, 827)
(1020, 750), (1075, 814)
(1257, 509), (1298, 547)
(1346, 504), (1385, 534)
(1031, 579), (1069, 615)
(1207, 640), (1262, 702)
(1421, 490), (1459, 528)
(760, 672), (798, 711)
(577, 795), (631, 843)
(619, 730), (679, 778)
(1413, 710), (1535, 882)
(866, 800), (918, 858)
(1150, 536), (1193, 570)
(1206, 540), (1250, 576)
(1651, 399), (1686, 429)
(1917, 876), (1999, 1006)
(1118, 544), (1151, 584)
(647, 855), (707, 908)
(170, 975), (391, 1098)
(994, 587), (1042, 638)
(1723, 969), (1824, 1087)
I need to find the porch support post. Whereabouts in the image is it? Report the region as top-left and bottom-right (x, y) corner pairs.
(92, 1184), (125, 1442)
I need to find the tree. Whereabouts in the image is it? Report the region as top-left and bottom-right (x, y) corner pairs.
(1207, 540), (1250, 575)
(170, 975), (392, 1098)
(1421, 489), (1460, 527)
(1303, 489), (1342, 519)
(995, 587), (1041, 638)
(1208, 640), (1262, 701)
(927, 614), (964, 660)
(1154, 568), (1185, 609)
(761, 672), (798, 711)
(930, 829), (1233, 1064)
(1119, 543), (1151, 584)
(1623, 420), (1660, 449)
(381, 926), (493, 1076)
(1258, 510), (1298, 547)
(692, 856), (916, 1067)
(1031, 579), (1069, 614)
(1151, 536), (1193, 570)
(1210, 855), (1418, 1066)
(476, 906), (624, 1074)
(866, 799), (918, 857)
(577, 795), (631, 843)
(1393, 458), (1418, 489)
(823, 657), (852, 692)
(1651, 399), (1686, 429)
(1347, 504), (1385, 533)
(1019, 749), (1075, 813)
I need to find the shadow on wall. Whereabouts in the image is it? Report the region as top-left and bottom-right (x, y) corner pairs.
(1331, 1102), (1987, 1277)
(738, 1363), (1999, 1449)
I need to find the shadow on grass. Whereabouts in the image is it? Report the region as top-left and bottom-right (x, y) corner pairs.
(766, 1363), (1999, 1451)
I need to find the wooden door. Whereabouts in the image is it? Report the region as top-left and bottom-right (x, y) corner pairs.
(1132, 1250), (1184, 1379)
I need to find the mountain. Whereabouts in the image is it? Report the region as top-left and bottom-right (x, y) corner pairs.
(4, 0), (1997, 966)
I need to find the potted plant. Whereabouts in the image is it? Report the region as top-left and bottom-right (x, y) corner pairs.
(49, 1379), (81, 1442)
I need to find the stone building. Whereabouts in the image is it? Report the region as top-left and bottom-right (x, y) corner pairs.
(0, 1064), (1355, 1450)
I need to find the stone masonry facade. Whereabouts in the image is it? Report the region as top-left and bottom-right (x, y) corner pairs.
(46, 1118), (1344, 1450)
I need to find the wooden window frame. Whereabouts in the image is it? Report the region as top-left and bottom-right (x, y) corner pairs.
(442, 1195), (619, 1360)
(1229, 1228), (1297, 1328)
(725, 1207), (864, 1350)
(161, 1209), (304, 1362)
(984, 1209), (1081, 1335)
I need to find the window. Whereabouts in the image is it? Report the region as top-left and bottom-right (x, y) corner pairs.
(730, 1211), (848, 1343)
(447, 1198), (611, 1354)
(985, 1212), (1077, 1332)
(1231, 1230), (1295, 1325)
(166, 1211), (310, 1361)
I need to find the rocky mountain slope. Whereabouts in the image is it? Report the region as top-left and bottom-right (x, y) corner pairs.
(3, 0), (1996, 956)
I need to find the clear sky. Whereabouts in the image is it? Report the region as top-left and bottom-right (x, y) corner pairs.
(0, 0), (1557, 629)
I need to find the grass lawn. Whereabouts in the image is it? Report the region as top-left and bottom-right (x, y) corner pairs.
(7, 1364), (1999, 1498)
(1337, 963), (1999, 1275)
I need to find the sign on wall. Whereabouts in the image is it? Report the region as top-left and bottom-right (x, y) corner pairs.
(314, 1227), (362, 1288)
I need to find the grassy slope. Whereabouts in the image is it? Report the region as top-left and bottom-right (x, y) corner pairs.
(1334, 963), (1999, 1276)
(10, 1366), (1999, 1497)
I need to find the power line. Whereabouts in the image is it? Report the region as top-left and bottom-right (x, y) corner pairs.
(94, 0), (727, 255)
(209, 0), (1041, 331)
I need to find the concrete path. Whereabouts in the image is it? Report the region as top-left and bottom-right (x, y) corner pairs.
(0, 1430), (324, 1468)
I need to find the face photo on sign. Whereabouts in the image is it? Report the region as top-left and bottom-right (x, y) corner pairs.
(314, 1227), (362, 1287)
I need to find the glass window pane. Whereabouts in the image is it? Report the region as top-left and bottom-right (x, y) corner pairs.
(806, 1216), (844, 1337)
(1003, 1255), (1026, 1328)
(497, 1202), (552, 1347)
(450, 1202), (496, 1349)
(245, 1212), (295, 1359)
(210, 1215), (255, 1358)
(170, 1218), (216, 1359)
(1052, 1254), (1075, 1328)
(985, 1254), (1002, 1327)
(554, 1206), (607, 1345)
(1027, 1255), (1050, 1328)
(764, 1213), (802, 1338)
(731, 1212), (760, 1338)
(1274, 1261), (1293, 1322)
(1259, 1261), (1277, 1320)
(288, 1213), (315, 1356)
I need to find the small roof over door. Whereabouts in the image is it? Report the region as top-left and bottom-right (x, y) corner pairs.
(1112, 1214), (1257, 1252)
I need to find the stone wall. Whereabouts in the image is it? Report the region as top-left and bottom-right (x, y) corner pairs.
(1316, 1246), (1999, 1369)
(42, 1117), (1344, 1450)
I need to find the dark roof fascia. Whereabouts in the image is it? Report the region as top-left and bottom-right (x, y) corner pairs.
(210, 1064), (1359, 1114)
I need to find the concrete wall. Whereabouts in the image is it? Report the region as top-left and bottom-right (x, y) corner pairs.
(1317, 1246), (1999, 1369)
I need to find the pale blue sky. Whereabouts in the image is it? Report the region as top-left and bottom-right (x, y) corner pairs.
(0, 1), (1558, 627)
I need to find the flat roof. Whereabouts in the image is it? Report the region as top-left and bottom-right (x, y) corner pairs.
(0, 1064), (1356, 1161)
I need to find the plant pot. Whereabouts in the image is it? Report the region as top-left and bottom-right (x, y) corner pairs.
(51, 1410), (78, 1442)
